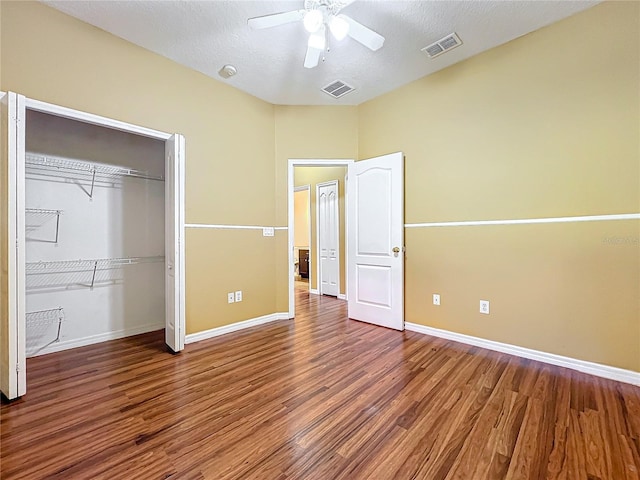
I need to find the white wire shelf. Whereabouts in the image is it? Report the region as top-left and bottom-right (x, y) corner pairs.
(26, 307), (64, 327)
(27, 256), (165, 273)
(26, 208), (62, 243)
(26, 256), (165, 289)
(26, 208), (63, 215)
(26, 307), (64, 356)
(25, 153), (164, 198)
(26, 153), (164, 181)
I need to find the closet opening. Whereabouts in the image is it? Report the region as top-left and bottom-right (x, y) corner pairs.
(24, 110), (167, 358)
(2, 92), (185, 400)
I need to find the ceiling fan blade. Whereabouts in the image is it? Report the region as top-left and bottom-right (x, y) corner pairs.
(248, 10), (305, 29)
(341, 15), (385, 51)
(304, 24), (325, 69)
(304, 44), (323, 69)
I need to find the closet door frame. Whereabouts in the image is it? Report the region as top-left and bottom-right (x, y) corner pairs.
(1, 91), (26, 399)
(4, 94), (186, 399)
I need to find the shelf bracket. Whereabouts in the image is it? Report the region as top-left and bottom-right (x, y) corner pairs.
(89, 168), (96, 199)
(54, 210), (61, 244)
(90, 261), (98, 289)
(55, 308), (63, 343)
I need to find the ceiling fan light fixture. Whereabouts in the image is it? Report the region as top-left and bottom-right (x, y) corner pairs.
(329, 15), (349, 41)
(303, 9), (323, 33)
(308, 29), (326, 50)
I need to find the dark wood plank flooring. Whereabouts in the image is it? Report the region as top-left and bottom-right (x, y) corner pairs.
(2, 287), (639, 479)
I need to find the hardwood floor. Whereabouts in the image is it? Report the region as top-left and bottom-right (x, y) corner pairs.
(2, 288), (639, 479)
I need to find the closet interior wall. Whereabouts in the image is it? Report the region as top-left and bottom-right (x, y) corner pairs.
(25, 110), (166, 356)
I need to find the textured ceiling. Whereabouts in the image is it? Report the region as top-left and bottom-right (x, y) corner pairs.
(43, 0), (600, 106)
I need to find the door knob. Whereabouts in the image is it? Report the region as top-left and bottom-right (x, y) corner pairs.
(392, 247), (400, 253)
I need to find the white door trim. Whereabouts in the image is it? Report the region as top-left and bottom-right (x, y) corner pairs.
(165, 134), (186, 353)
(342, 172), (349, 302)
(287, 159), (354, 318)
(2, 92), (27, 399)
(15, 94), (26, 396)
(25, 98), (171, 141)
(316, 180), (340, 297)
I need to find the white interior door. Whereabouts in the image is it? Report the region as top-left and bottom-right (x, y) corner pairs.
(347, 152), (404, 330)
(165, 134), (185, 352)
(317, 181), (339, 297)
(1, 91), (26, 400)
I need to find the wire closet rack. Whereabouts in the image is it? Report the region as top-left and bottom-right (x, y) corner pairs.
(26, 256), (165, 290)
(25, 153), (164, 199)
(26, 208), (63, 243)
(26, 307), (64, 356)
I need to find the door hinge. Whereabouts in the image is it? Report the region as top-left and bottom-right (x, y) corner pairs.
(16, 363), (20, 373)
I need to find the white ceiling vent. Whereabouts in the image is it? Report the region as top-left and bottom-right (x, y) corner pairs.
(422, 33), (463, 59)
(322, 80), (355, 99)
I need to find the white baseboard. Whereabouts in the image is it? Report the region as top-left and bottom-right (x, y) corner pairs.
(338, 294), (347, 300)
(185, 312), (290, 344)
(29, 322), (163, 357)
(405, 322), (640, 386)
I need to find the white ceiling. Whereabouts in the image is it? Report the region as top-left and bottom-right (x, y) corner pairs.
(44, 0), (600, 106)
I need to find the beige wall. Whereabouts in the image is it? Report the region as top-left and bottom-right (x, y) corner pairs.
(274, 106), (358, 310)
(293, 189), (310, 248)
(294, 166), (347, 294)
(186, 229), (276, 333)
(1, 1), (277, 335)
(358, 1), (640, 371)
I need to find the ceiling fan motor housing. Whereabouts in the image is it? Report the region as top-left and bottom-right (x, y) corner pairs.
(304, 0), (346, 16)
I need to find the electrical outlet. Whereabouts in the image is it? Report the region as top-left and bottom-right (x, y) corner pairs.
(235, 290), (243, 302)
(433, 294), (440, 306)
(480, 300), (490, 315)
(227, 292), (235, 304)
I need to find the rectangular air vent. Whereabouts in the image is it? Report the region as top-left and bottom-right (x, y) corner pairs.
(322, 80), (355, 99)
(421, 33), (463, 59)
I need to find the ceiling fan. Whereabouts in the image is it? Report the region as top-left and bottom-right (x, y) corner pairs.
(248, 0), (385, 69)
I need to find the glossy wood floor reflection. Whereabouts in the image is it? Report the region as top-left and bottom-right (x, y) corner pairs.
(2, 289), (640, 479)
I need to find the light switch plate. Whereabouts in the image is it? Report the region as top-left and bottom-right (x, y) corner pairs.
(235, 290), (242, 302)
(433, 294), (440, 306)
(262, 227), (274, 237)
(228, 292), (235, 304)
